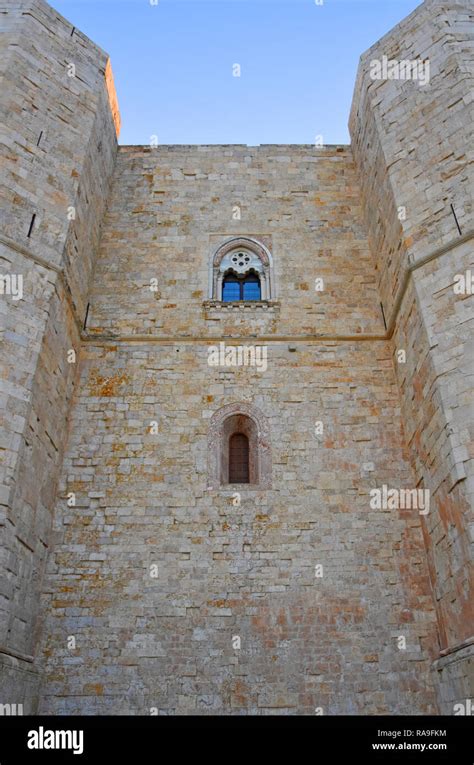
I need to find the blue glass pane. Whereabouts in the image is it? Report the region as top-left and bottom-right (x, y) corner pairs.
(243, 279), (261, 300)
(222, 279), (240, 302)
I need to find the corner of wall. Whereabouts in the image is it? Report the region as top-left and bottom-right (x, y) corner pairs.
(349, 0), (474, 712)
(0, 0), (120, 711)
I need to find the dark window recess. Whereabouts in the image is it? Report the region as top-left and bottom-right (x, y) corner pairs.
(71, 26), (75, 37)
(36, 131), (43, 147)
(222, 272), (261, 302)
(27, 213), (36, 238)
(229, 433), (250, 484)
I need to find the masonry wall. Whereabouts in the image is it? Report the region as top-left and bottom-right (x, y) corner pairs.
(37, 145), (439, 714)
(349, 0), (474, 711)
(0, 0), (118, 707)
(38, 341), (439, 714)
(86, 145), (383, 339)
(3, 0), (471, 715)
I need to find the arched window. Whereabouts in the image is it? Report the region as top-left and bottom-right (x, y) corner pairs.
(229, 433), (250, 483)
(210, 237), (275, 301)
(222, 271), (261, 302)
(207, 402), (272, 490)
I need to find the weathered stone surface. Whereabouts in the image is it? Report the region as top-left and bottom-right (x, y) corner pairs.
(36, 340), (439, 714)
(350, 0), (474, 704)
(0, 0), (472, 715)
(0, 0), (119, 702)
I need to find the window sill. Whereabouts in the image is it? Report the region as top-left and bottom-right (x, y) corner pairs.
(203, 300), (280, 311)
(220, 483), (266, 491)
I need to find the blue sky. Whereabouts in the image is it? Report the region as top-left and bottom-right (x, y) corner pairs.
(52, 0), (421, 145)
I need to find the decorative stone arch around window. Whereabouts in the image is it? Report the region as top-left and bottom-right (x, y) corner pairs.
(209, 237), (276, 301)
(207, 402), (272, 490)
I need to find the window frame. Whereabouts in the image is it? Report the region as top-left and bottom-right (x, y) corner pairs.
(207, 403), (272, 491)
(222, 270), (262, 302)
(210, 238), (275, 302)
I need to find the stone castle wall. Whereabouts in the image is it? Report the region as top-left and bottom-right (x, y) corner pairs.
(86, 144), (383, 338)
(38, 338), (439, 714)
(1, 0), (472, 714)
(349, 0), (473, 711)
(36, 145), (439, 713)
(0, 0), (118, 709)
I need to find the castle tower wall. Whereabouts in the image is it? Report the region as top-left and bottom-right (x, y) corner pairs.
(37, 145), (439, 714)
(349, 0), (474, 710)
(0, 0), (119, 707)
(1, 0), (471, 715)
